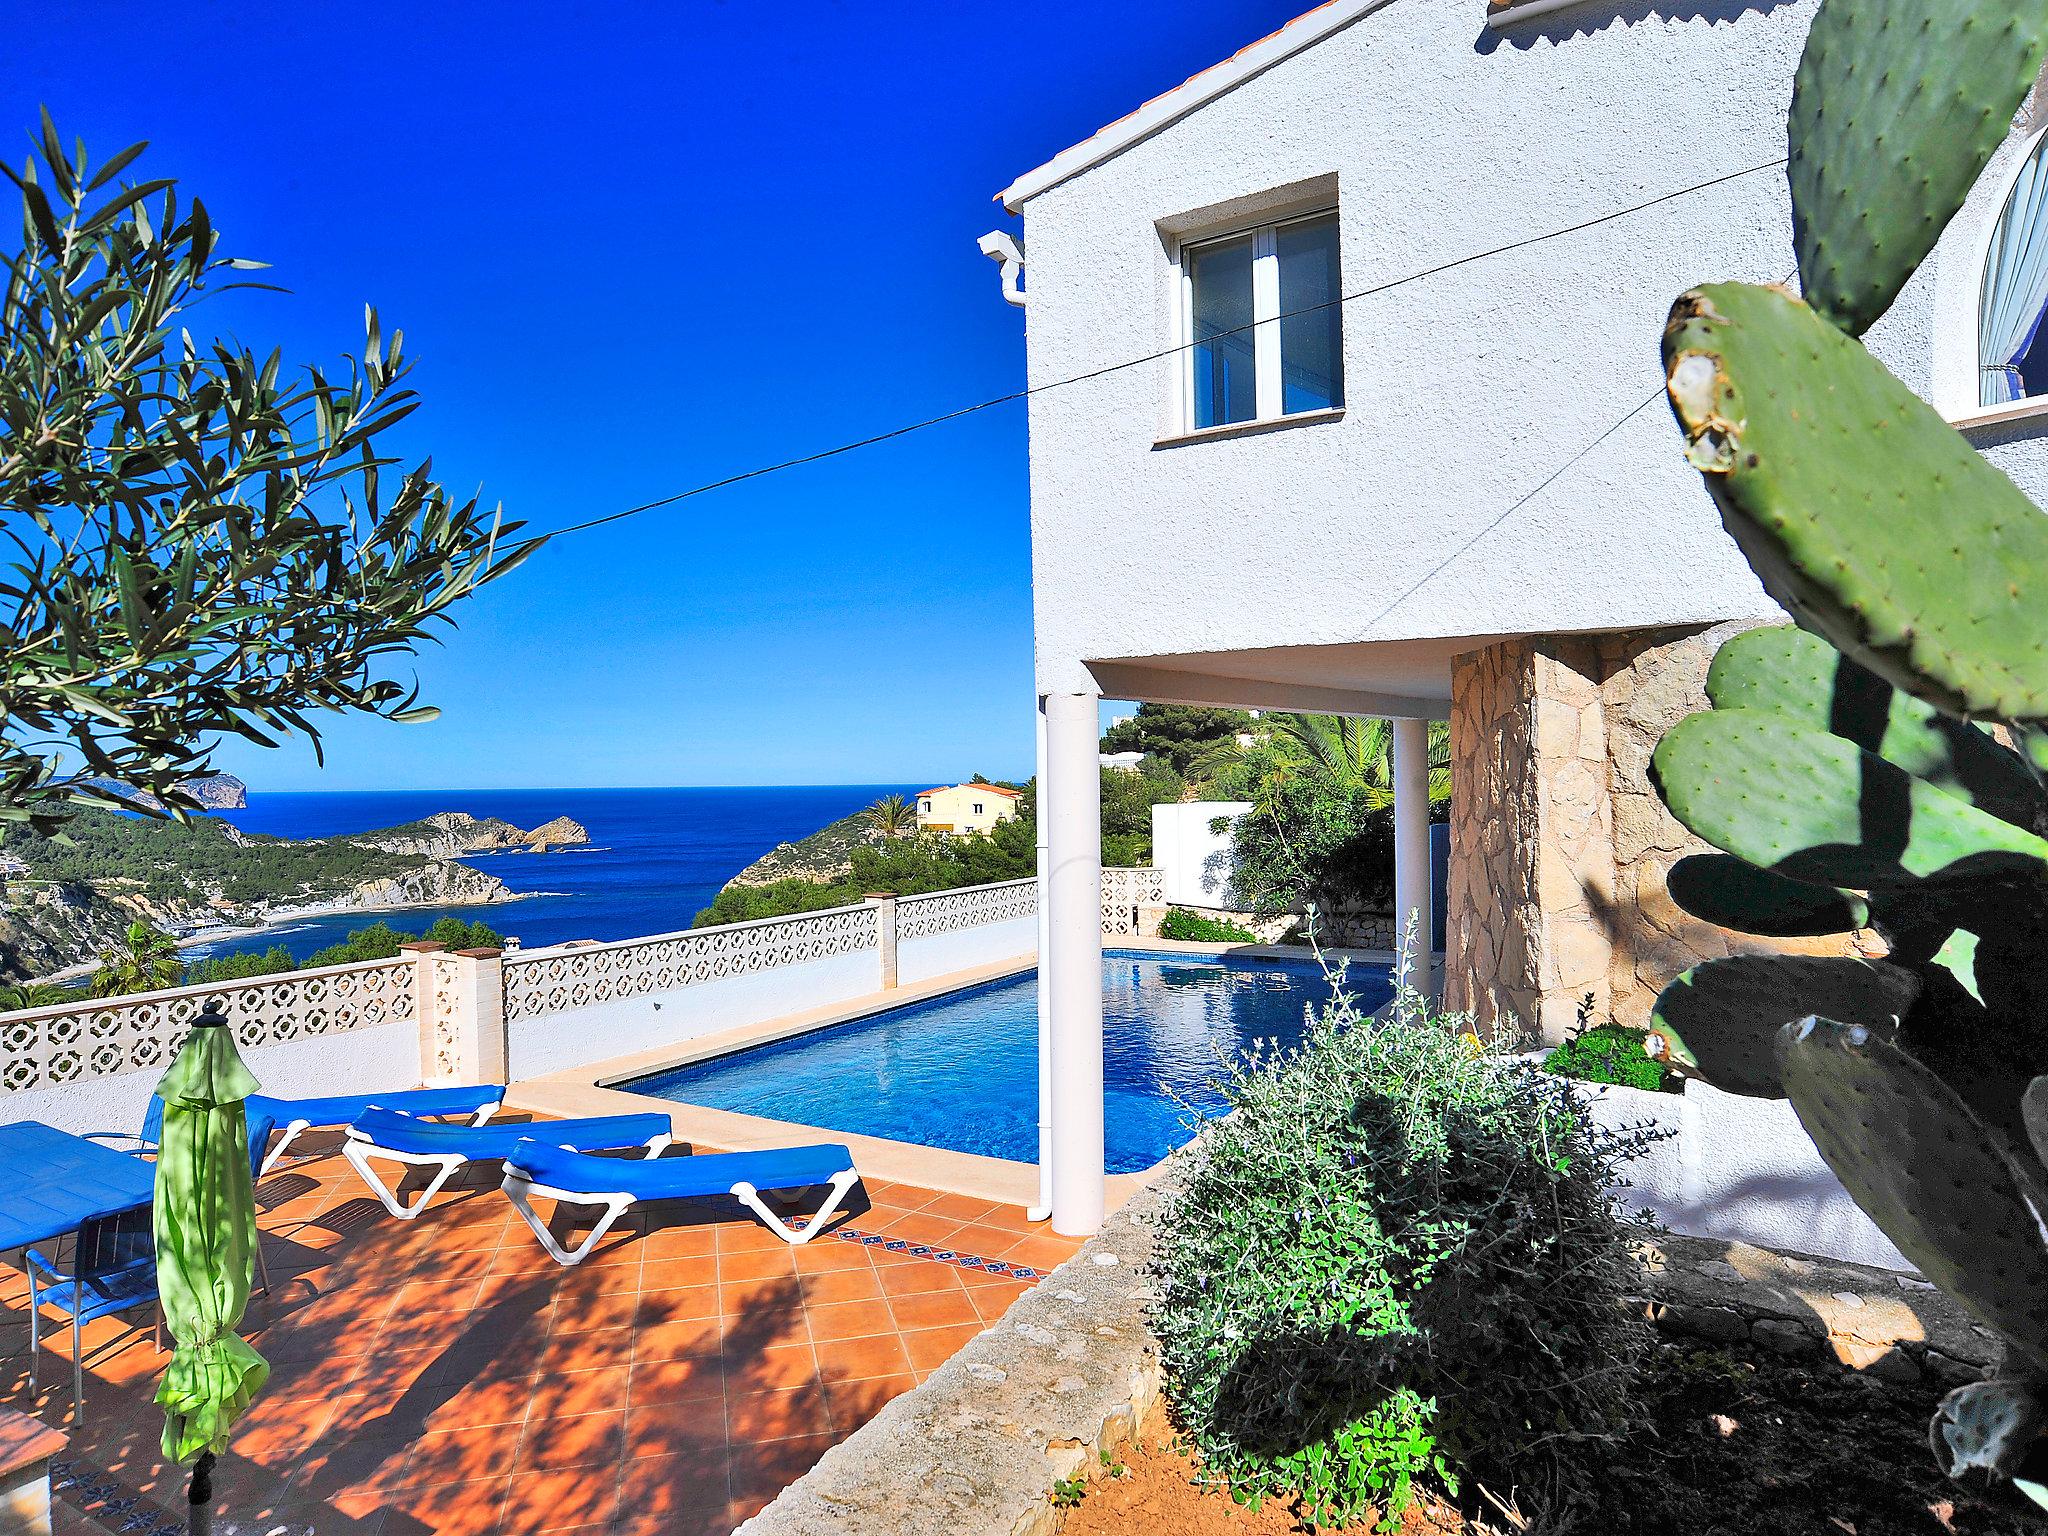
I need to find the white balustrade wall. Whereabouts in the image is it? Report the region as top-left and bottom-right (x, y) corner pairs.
(0, 874), (1162, 1128)
(503, 904), (883, 1079)
(0, 958), (421, 1138)
(896, 879), (1037, 986)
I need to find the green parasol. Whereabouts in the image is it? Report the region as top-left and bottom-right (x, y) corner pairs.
(152, 1010), (269, 1529)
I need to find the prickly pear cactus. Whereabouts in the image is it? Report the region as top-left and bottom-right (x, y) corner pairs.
(1648, 0), (2048, 1505)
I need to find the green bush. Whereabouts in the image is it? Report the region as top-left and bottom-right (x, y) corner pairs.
(1546, 1022), (1678, 1095)
(1158, 908), (1258, 944)
(182, 917), (504, 985)
(1152, 974), (1650, 1529)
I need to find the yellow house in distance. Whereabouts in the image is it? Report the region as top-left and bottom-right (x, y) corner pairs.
(915, 782), (1022, 836)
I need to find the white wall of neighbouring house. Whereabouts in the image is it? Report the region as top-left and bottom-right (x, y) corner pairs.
(1151, 801), (1248, 908)
(1008, 0), (2048, 700)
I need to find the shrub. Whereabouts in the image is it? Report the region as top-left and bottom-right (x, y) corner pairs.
(1158, 908), (1258, 944)
(1544, 995), (1678, 1094)
(1152, 970), (1650, 1530)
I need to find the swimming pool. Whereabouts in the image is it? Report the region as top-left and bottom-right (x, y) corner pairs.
(626, 949), (1389, 1174)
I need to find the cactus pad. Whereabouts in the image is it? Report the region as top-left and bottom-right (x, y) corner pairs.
(1705, 625), (2046, 830)
(1930, 1379), (2048, 1488)
(1652, 708), (2048, 889)
(1788, 0), (2048, 335)
(1664, 282), (2048, 723)
(1778, 1017), (2048, 1368)
(1664, 853), (1868, 937)
(1650, 955), (1917, 1096)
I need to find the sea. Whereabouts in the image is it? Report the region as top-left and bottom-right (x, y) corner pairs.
(178, 785), (913, 967)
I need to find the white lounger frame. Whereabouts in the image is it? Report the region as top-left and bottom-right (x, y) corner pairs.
(344, 1124), (670, 1220)
(502, 1163), (862, 1266)
(265, 1098), (501, 1175)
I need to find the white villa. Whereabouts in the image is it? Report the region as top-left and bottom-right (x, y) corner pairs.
(986, 0), (2048, 1233)
(914, 781), (1023, 835)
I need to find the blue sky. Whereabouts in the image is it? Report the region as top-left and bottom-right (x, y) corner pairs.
(19, 0), (1309, 791)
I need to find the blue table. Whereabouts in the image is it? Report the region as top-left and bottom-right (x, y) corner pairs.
(0, 1121), (154, 1251)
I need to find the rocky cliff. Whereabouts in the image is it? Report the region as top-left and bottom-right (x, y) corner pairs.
(79, 773), (248, 812)
(352, 811), (591, 859)
(730, 809), (895, 887)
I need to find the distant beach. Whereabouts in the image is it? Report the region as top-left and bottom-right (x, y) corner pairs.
(177, 784), (912, 968)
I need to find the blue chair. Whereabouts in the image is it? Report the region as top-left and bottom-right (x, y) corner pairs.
(248, 1084), (504, 1174)
(27, 1107), (277, 1419)
(342, 1108), (670, 1219)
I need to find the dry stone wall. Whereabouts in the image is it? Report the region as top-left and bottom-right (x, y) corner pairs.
(1447, 621), (1858, 1042)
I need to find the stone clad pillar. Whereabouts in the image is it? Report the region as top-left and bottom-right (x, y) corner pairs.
(1392, 717), (1434, 974)
(408, 941), (508, 1086)
(1043, 691), (1104, 1237)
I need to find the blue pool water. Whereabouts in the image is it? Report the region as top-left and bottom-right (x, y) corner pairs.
(628, 950), (1391, 1174)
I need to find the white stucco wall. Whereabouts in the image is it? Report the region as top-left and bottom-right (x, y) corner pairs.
(1580, 1075), (1914, 1273)
(1151, 801), (1247, 908)
(897, 917), (1037, 987)
(508, 950), (881, 1080)
(1, 1019), (419, 1140)
(1011, 0), (2048, 699)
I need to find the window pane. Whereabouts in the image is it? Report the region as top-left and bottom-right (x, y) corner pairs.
(1277, 215), (1342, 414)
(1189, 234), (1257, 428)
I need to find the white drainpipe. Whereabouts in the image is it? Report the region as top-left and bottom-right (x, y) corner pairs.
(978, 230), (1027, 307)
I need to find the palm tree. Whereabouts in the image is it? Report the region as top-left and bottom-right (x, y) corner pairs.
(1210, 714), (1451, 811)
(91, 921), (184, 998)
(0, 980), (70, 1012)
(866, 793), (918, 838)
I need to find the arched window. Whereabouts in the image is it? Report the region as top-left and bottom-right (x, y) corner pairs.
(1979, 127), (2048, 406)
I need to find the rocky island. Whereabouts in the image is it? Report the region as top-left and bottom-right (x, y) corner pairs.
(0, 807), (589, 979)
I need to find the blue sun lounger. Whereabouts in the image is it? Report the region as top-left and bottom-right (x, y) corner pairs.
(501, 1138), (861, 1265)
(343, 1107), (672, 1219)
(246, 1084), (505, 1174)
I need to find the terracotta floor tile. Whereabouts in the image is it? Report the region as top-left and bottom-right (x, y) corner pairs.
(812, 1332), (911, 1385)
(518, 1408), (626, 1471)
(725, 1384), (832, 1443)
(822, 1372), (914, 1433)
(623, 1401), (728, 1461)
(948, 1221), (1025, 1258)
(423, 1374), (537, 1431)
(873, 1260), (964, 1298)
(722, 1341), (820, 1395)
(291, 1428), (419, 1496)
(639, 1256), (718, 1292)
(801, 1299), (896, 1343)
(386, 1474), (512, 1536)
(550, 1292), (640, 1335)
(718, 1246), (798, 1282)
(920, 1193), (1000, 1224)
(537, 1327), (636, 1374)
(633, 1316), (725, 1364)
(500, 1464), (624, 1533)
(716, 1276), (807, 1319)
(967, 1282), (1029, 1322)
(716, 1220), (797, 1254)
(1001, 1235), (1082, 1271)
(726, 1432), (837, 1505)
(635, 1284), (718, 1327)
(874, 1212), (963, 1247)
(396, 1423), (516, 1489)
(627, 1359), (726, 1410)
(790, 1240), (872, 1273)
(902, 1323), (983, 1373)
(637, 1225), (718, 1261)
(794, 1267), (882, 1306)
(885, 1288), (980, 1333)
(528, 1364), (631, 1421)
(616, 1447), (731, 1526)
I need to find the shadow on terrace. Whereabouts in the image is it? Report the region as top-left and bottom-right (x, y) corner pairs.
(0, 1120), (1076, 1536)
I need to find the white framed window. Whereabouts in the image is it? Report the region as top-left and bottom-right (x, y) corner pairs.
(920, 799), (932, 814)
(972, 802), (985, 815)
(1979, 126), (2048, 408)
(1181, 208), (1342, 432)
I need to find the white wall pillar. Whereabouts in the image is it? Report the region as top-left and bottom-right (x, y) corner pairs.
(1043, 691), (1104, 1236)
(1032, 701), (1054, 1221)
(1393, 717), (1434, 974)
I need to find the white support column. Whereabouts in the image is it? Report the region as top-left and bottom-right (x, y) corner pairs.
(1392, 716), (1434, 978)
(1043, 691), (1105, 1237)
(1031, 701), (1054, 1222)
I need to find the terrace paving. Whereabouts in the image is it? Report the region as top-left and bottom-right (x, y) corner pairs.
(0, 1121), (1081, 1535)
